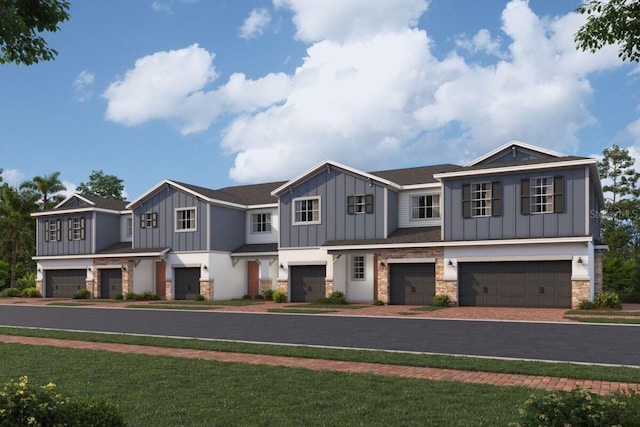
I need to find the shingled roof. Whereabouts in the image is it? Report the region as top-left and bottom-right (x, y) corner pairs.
(368, 164), (463, 185)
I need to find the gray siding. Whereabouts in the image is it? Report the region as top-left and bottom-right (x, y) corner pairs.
(58, 197), (91, 209)
(483, 146), (551, 164)
(387, 190), (398, 236)
(94, 213), (121, 252)
(444, 168), (588, 241)
(210, 205), (245, 251)
(280, 169), (387, 248)
(589, 179), (602, 241)
(133, 187), (207, 251)
(36, 214), (93, 256)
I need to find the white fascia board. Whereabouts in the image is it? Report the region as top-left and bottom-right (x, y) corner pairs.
(464, 141), (567, 167)
(31, 207), (122, 217)
(271, 160), (401, 196)
(53, 193), (96, 209)
(324, 236), (593, 251)
(400, 183), (441, 190)
(433, 159), (597, 180)
(247, 203), (278, 210)
(33, 248), (170, 261)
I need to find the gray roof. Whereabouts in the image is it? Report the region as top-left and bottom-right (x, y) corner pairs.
(323, 227), (441, 247)
(172, 180), (284, 206)
(96, 242), (169, 255)
(79, 194), (129, 211)
(369, 164), (463, 185)
(232, 243), (279, 254)
(461, 155), (593, 172)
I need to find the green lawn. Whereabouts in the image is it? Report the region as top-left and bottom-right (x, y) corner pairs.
(0, 343), (535, 426)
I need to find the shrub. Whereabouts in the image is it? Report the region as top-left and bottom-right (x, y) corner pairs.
(254, 294), (264, 299)
(594, 290), (621, 309)
(124, 292), (136, 301)
(272, 290), (287, 303)
(621, 289), (640, 303)
(0, 288), (21, 298)
(139, 290), (160, 301)
(114, 293), (123, 300)
(326, 291), (346, 304)
(194, 294), (205, 301)
(72, 289), (91, 299)
(242, 294), (252, 300)
(15, 272), (36, 290)
(578, 299), (596, 310)
(316, 297), (330, 304)
(513, 387), (640, 427)
(0, 376), (126, 427)
(22, 287), (41, 298)
(262, 289), (274, 301)
(432, 294), (450, 307)
(373, 300), (385, 306)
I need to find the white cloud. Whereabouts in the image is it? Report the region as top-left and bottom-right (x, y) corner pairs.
(455, 29), (504, 57)
(73, 70), (95, 102)
(61, 181), (77, 198)
(1, 169), (25, 188)
(151, 1), (173, 14)
(239, 8), (271, 39)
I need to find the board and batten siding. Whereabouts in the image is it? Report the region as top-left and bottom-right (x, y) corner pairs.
(36, 214), (93, 256)
(397, 189), (442, 228)
(443, 168), (588, 241)
(210, 205), (245, 251)
(94, 213), (121, 252)
(133, 186), (207, 252)
(279, 168), (386, 248)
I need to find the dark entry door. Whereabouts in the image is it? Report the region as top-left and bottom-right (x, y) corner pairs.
(290, 266), (326, 302)
(389, 263), (435, 305)
(100, 269), (122, 299)
(174, 268), (201, 300)
(46, 270), (85, 298)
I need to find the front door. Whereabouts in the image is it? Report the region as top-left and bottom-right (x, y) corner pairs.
(248, 261), (259, 297)
(155, 262), (166, 299)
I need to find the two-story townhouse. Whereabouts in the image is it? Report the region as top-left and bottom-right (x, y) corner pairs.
(272, 141), (606, 308)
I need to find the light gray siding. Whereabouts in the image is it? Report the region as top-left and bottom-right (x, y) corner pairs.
(280, 168), (387, 248)
(94, 213), (121, 252)
(444, 168), (587, 241)
(210, 205), (245, 251)
(133, 186), (207, 251)
(36, 214), (93, 256)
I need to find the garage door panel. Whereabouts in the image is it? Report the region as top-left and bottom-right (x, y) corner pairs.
(47, 270), (86, 298)
(389, 263), (435, 305)
(459, 261), (572, 308)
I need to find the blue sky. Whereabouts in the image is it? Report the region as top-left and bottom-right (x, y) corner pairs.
(1, 0), (638, 200)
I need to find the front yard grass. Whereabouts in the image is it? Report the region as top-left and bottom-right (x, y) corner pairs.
(287, 303), (371, 309)
(565, 309), (640, 323)
(150, 299), (265, 306)
(0, 343), (536, 426)
(125, 304), (223, 310)
(267, 308), (340, 314)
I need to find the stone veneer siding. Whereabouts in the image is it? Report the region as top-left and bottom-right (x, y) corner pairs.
(165, 281), (173, 300)
(572, 280), (590, 308)
(259, 280), (272, 294)
(325, 280), (334, 296)
(200, 280), (214, 300)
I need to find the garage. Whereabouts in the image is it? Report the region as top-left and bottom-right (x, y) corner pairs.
(389, 263), (435, 305)
(100, 269), (122, 299)
(174, 267), (201, 300)
(46, 269), (86, 298)
(290, 265), (326, 302)
(458, 261), (572, 308)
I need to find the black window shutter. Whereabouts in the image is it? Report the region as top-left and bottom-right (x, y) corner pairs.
(462, 184), (471, 218)
(151, 212), (158, 228)
(80, 217), (85, 240)
(491, 182), (501, 216)
(521, 179), (530, 214)
(347, 196), (354, 215)
(140, 214), (146, 228)
(56, 220), (61, 241)
(44, 221), (49, 242)
(553, 176), (564, 213)
(365, 194), (374, 213)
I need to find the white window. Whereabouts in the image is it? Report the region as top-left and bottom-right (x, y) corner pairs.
(140, 212), (157, 228)
(252, 213), (272, 233)
(411, 194), (440, 220)
(471, 182), (492, 217)
(347, 195), (373, 214)
(126, 218), (133, 237)
(293, 197), (321, 225)
(352, 255), (365, 280)
(531, 177), (553, 213)
(176, 207), (197, 231)
(45, 219), (61, 242)
(70, 217), (85, 240)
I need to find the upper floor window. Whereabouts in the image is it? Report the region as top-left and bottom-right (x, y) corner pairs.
(347, 195), (373, 215)
(462, 182), (501, 218)
(68, 217), (85, 240)
(521, 176), (564, 214)
(352, 255), (365, 280)
(411, 194), (439, 220)
(175, 207), (197, 232)
(126, 218), (133, 237)
(293, 197), (321, 225)
(44, 219), (61, 242)
(252, 213), (272, 233)
(140, 212), (158, 228)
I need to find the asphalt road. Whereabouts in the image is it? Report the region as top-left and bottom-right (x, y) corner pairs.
(0, 305), (638, 366)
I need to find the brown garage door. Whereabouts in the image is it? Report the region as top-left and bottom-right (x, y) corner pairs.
(46, 269), (86, 298)
(290, 266), (326, 303)
(458, 261), (572, 308)
(100, 269), (122, 299)
(174, 268), (201, 300)
(389, 263), (435, 305)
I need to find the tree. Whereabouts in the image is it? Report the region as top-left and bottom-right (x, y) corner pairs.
(20, 171), (66, 210)
(76, 170), (125, 200)
(575, 0), (640, 62)
(0, 0), (70, 65)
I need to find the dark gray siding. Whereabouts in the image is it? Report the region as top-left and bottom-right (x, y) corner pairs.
(444, 168), (587, 241)
(36, 214), (93, 256)
(58, 197), (91, 209)
(387, 190), (398, 236)
(280, 169), (387, 248)
(483, 146), (551, 165)
(94, 213), (121, 252)
(589, 179), (602, 241)
(133, 186), (207, 251)
(210, 205), (245, 251)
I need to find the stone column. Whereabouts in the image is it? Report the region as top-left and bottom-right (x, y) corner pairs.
(36, 280), (43, 297)
(376, 258), (389, 303)
(572, 280), (590, 308)
(325, 280), (334, 296)
(259, 280), (272, 294)
(200, 280), (214, 300)
(165, 281), (173, 300)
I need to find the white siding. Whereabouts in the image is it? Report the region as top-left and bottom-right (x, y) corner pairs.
(398, 189), (442, 228)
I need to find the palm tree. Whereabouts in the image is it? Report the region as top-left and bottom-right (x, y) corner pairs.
(20, 172), (66, 210)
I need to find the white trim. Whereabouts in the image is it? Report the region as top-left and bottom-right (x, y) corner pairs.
(387, 257), (436, 264)
(125, 180), (247, 210)
(351, 255), (366, 280)
(250, 211), (273, 234)
(287, 261), (328, 266)
(54, 193), (96, 209)
(464, 141), (567, 167)
(32, 207), (122, 217)
(174, 206), (197, 233)
(433, 159), (597, 180)
(292, 196), (321, 226)
(401, 183), (441, 190)
(247, 203), (278, 209)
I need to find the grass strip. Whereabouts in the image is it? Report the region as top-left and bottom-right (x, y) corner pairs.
(125, 305), (222, 310)
(267, 308), (340, 314)
(149, 300), (265, 306)
(0, 326), (637, 383)
(566, 310), (640, 317)
(47, 302), (98, 306)
(564, 316), (640, 324)
(410, 306), (448, 312)
(286, 303), (370, 310)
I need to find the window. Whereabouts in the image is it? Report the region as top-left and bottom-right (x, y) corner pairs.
(293, 197), (320, 224)
(252, 213), (272, 233)
(462, 182), (501, 218)
(521, 176), (564, 214)
(347, 195), (373, 214)
(68, 217), (85, 240)
(411, 194), (440, 219)
(352, 255), (365, 280)
(44, 219), (61, 242)
(176, 208), (197, 231)
(126, 218), (133, 237)
(140, 212), (157, 228)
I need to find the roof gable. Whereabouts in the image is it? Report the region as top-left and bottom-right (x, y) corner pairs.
(465, 141), (566, 167)
(54, 194), (128, 211)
